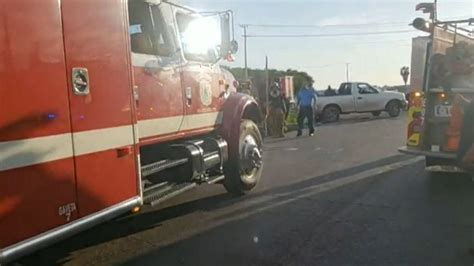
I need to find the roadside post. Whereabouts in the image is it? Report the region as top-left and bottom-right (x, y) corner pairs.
(400, 66), (410, 91)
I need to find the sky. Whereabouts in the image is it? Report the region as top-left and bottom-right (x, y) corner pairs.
(181, 0), (473, 88)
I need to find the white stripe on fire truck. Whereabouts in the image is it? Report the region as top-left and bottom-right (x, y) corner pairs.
(0, 133), (74, 172)
(0, 112), (223, 171)
(0, 126), (135, 172)
(181, 112), (223, 131)
(137, 112), (223, 139)
(138, 116), (184, 139)
(72, 125), (135, 156)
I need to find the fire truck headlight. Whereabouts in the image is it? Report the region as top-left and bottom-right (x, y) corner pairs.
(412, 17), (432, 33)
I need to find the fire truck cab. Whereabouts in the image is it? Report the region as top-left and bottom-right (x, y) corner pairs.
(0, 0), (263, 263)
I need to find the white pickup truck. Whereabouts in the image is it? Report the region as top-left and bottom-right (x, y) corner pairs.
(316, 82), (407, 122)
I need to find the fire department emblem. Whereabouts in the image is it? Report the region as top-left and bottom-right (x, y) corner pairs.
(199, 81), (212, 107)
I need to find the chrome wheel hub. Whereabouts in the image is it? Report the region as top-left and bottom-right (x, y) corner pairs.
(241, 135), (262, 174)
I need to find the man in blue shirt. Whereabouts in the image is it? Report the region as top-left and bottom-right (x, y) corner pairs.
(297, 78), (317, 136)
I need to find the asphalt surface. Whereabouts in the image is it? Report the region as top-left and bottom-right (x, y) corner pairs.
(19, 113), (474, 266)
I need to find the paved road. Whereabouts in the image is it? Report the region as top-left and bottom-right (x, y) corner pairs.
(19, 114), (474, 266)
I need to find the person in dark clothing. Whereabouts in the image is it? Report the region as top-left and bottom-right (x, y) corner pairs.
(324, 85), (336, 96)
(297, 80), (317, 137)
(268, 82), (287, 138)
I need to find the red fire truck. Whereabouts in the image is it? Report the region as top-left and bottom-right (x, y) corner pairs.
(0, 0), (264, 263)
(399, 4), (474, 172)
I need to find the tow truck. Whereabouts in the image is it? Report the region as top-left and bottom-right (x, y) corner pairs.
(0, 0), (263, 263)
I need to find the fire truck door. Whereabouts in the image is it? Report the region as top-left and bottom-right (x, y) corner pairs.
(180, 64), (224, 132)
(61, 0), (139, 217)
(0, 0), (78, 248)
(174, 11), (224, 132)
(130, 2), (184, 142)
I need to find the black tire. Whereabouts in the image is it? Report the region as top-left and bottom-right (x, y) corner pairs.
(425, 156), (442, 167)
(323, 105), (340, 123)
(372, 111), (381, 117)
(386, 101), (401, 117)
(223, 120), (263, 195)
(425, 156), (462, 177)
(425, 156), (457, 167)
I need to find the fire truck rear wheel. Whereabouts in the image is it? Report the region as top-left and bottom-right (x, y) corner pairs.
(223, 119), (263, 195)
(425, 156), (453, 167)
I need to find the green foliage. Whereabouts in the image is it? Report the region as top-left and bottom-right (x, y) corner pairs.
(223, 66), (314, 99)
(286, 109), (298, 126)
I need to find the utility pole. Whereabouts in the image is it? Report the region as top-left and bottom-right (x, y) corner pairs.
(264, 56), (269, 137)
(242, 24), (249, 79)
(345, 63), (350, 82)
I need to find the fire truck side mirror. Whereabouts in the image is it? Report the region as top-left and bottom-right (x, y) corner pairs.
(230, 40), (238, 54)
(220, 11), (238, 56)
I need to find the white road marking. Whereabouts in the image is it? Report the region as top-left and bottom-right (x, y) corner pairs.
(117, 156), (424, 251)
(209, 156), (424, 224)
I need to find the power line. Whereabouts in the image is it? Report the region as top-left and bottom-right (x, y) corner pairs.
(242, 16), (470, 29)
(244, 29), (417, 38)
(295, 63), (347, 69)
(245, 21), (410, 28)
(261, 39), (411, 49)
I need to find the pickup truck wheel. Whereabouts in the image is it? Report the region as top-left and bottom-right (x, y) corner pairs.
(372, 111), (381, 117)
(323, 106), (340, 123)
(223, 119), (263, 195)
(386, 101), (401, 117)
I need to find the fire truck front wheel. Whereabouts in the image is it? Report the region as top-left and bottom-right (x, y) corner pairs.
(224, 119), (263, 195)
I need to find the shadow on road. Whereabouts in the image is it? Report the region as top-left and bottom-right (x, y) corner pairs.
(329, 113), (403, 126)
(121, 157), (473, 266)
(317, 111), (406, 129)
(21, 154), (424, 265)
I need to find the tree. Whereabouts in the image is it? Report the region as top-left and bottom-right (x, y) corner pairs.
(223, 66), (314, 100)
